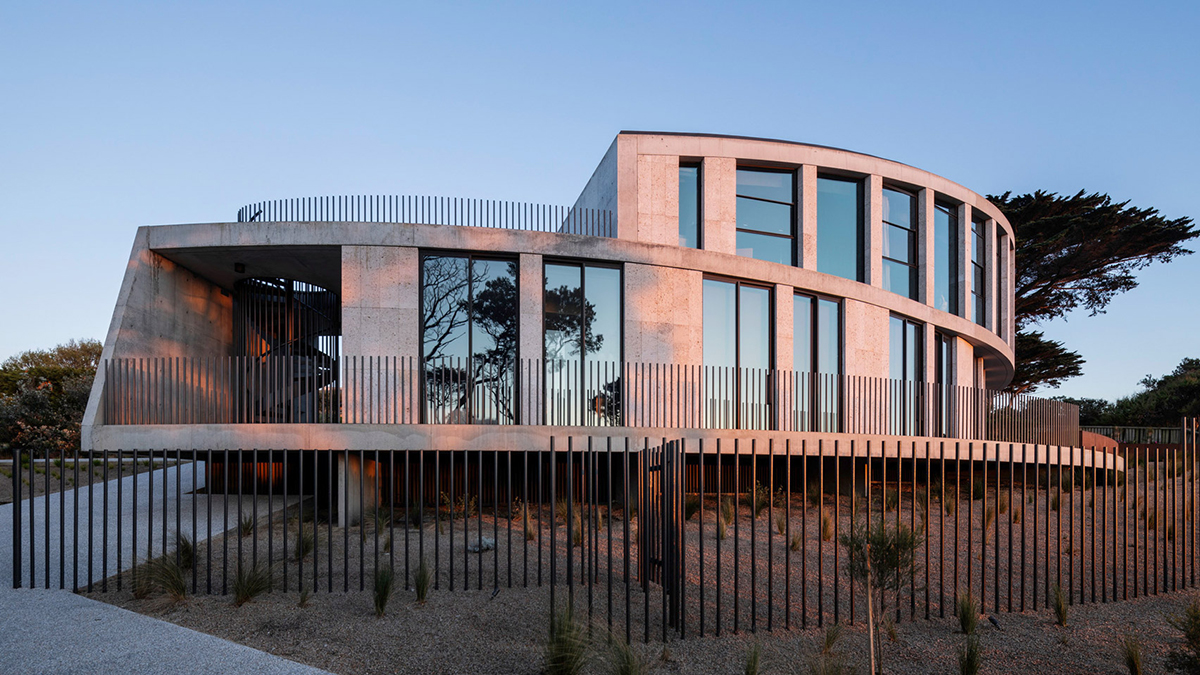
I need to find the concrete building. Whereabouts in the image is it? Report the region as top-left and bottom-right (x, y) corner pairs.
(81, 131), (1071, 517)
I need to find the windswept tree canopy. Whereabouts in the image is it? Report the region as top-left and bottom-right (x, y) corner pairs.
(988, 190), (1197, 393)
(0, 339), (102, 454)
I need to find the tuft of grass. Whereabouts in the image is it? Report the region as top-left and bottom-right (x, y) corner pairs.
(176, 533), (195, 571)
(884, 488), (899, 512)
(1121, 633), (1144, 675)
(1169, 524), (1177, 542)
(998, 492), (1009, 515)
(721, 498), (735, 524)
(751, 482), (770, 519)
(1148, 511), (1158, 532)
(571, 511), (583, 547)
(414, 558), (432, 603)
(945, 496), (956, 516)
(972, 478), (984, 501)
(957, 590), (979, 635)
(1053, 583), (1068, 627)
(1051, 493), (1060, 511)
(603, 629), (645, 675)
(233, 562), (272, 607)
(296, 529), (315, 561)
(959, 635), (982, 675)
(822, 622), (844, 654)
(1166, 599), (1200, 674)
(685, 495), (701, 521)
(544, 604), (588, 675)
(138, 556), (189, 604)
(885, 616), (898, 641)
(807, 480), (822, 507)
(374, 567), (394, 617)
(298, 587), (310, 608)
(523, 506), (536, 541)
(1012, 506), (1022, 524)
(821, 510), (834, 542)
(984, 505), (996, 533)
(717, 515), (728, 541)
(744, 642), (761, 675)
(240, 515), (255, 538)
(776, 511), (787, 536)
(790, 533), (801, 551)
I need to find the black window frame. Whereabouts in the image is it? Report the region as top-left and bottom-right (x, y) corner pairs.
(882, 185), (919, 300)
(933, 199), (960, 316)
(418, 250), (521, 425)
(734, 166), (797, 266)
(971, 212), (987, 326)
(793, 291), (843, 432)
(678, 161), (702, 249)
(816, 172), (865, 282)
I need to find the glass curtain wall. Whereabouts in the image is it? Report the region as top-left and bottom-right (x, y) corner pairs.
(889, 315), (923, 435)
(817, 176), (863, 281)
(793, 293), (841, 431)
(679, 164), (700, 248)
(934, 202), (959, 314)
(735, 169), (794, 266)
(421, 255), (519, 424)
(972, 214), (987, 326)
(882, 187), (918, 299)
(544, 263), (622, 425)
(703, 278), (771, 429)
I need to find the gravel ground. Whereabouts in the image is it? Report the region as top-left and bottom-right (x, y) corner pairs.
(90, 572), (1200, 674)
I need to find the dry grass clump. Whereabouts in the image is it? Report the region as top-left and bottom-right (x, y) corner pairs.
(1120, 633), (1144, 675)
(959, 634), (982, 675)
(821, 510), (834, 542)
(957, 590), (979, 635)
(374, 567), (394, 617)
(414, 558), (432, 604)
(544, 604), (588, 675)
(233, 562), (272, 607)
(1053, 582), (1068, 627)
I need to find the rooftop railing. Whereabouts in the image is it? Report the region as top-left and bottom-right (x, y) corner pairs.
(100, 356), (1080, 447)
(235, 195), (615, 238)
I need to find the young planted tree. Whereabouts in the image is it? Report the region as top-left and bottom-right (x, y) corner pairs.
(840, 519), (922, 675)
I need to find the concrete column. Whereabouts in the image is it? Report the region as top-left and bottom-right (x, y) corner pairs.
(341, 245), (420, 423)
(519, 254), (543, 425)
(957, 204), (972, 321)
(774, 284), (794, 373)
(337, 452), (380, 528)
(864, 175), (884, 287)
(985, 218), (998, 332)
(842, 298), (889, 379)
(701, 156), (736, 255)
(917, 188), (935, 305)
(635, 154), (680, 247)
(952, 336), (976, 438)
(798, 165), (819, 269)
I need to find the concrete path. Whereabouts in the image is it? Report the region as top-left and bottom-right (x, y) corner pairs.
(0, 466), (331, 675)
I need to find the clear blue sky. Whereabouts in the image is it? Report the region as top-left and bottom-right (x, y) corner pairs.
(1, 0), (1196, 402)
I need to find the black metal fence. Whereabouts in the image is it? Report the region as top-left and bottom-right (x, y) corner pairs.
(100, 356), (1080, 447)
(1082, 425), (1185, 445)
(11, 419), (1198, 643)
(234, 195), (615, 238)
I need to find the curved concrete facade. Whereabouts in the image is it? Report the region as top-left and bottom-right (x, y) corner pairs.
(82, 131), (1022, 454)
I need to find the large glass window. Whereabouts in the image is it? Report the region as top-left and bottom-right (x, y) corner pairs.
(971, 214), (986, 326)
(735, 168), (794, 266)
(889, 315), (923, 435)
(703, 278), (772, 428)
(817, 176), (863, 281)
(544, 262), (622, 425)
(934, 332), (952, 437)
(934, 201), (959, 314)
(422, 255), (518, 424)
(882, 187), (917, 299)
(679, 165), (700, 248)
(793, 293), (841, 431)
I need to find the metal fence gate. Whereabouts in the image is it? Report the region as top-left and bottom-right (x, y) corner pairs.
(640, 439), (684, 637)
